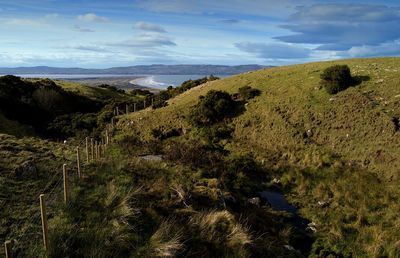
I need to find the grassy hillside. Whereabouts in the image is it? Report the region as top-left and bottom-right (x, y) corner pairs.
(118, 57), (400, 177)
(1, 58), (399, 257)
(116, 57), (400, 257)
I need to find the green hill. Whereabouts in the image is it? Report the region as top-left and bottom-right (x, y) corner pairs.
(1, 58), (400, 257)
(115, 57), (400, 257)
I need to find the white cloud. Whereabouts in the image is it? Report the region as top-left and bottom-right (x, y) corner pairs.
(72, 25), (94, 33)
(235, 42), (311, 59)
(108, 33), (176, 48)
(5, 18), (43, 27)
(63, 45), (112, 53)
(276, 4), (400, 51)
(44, 13), (59, 19)
(346, 41), (400, 57)
(77, 13), (108, 22)
(133, 21), (166, 33)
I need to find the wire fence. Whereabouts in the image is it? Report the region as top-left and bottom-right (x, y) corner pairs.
(2, 128), (113, 257)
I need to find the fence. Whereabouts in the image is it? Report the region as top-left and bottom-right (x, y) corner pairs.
(3, 129), (112, 257)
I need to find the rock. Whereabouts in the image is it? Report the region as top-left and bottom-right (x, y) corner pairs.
(13, 160), (38, 178)
(284, 245), (295, 251)
(306, 129), (313, 137)
(317, 201), (328, 207)
(307, 222), (316, 227)
(272, 178), (281, 184)
(248, 197), (261, 206)
(306, 226), (317, 233)
(139, 155), (163, 162)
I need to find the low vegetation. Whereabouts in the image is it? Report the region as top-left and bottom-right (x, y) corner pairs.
(2, 57), (400, 257)
(320, 65), (353, 94)
(152, 75), (219, 109)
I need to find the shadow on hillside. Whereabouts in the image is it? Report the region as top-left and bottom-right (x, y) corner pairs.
(352, 75), (370, 86)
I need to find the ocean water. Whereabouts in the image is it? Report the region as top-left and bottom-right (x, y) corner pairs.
(5, 74), (226, 89)
(131, 74), (225, 88)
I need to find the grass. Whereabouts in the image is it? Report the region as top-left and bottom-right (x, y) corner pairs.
(0, 133), (79, 257)
(2, 57), (400, 257)
(115, 57), (400, 257)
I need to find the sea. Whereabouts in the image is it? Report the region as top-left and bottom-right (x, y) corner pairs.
(6, 74), (226, 89)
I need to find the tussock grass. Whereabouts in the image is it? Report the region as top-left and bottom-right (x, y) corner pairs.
(189, 210), (252, 257)
(147, 219), (184, 257)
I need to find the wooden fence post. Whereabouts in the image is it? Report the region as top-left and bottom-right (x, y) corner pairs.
(96, 141), (99, 160)
(91, 138), (94, 161)
(98, 143), (101, 159)
(39, 194), (49, 256)
(85, 137), (89, 163)
(152, 98), (154, 106)
(134, 103), (137, 112)
(106, 130), (109, 145)
(126, 104), (129, 114)
(4, 240), (12, 258)
(111, 117), (114, 128)
(116, 106), (119, 115)
(76, 147), (81, 179)
(143, 100), (146, 109)
(63, 164), (69, 205)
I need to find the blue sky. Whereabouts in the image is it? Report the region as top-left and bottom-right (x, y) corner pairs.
(0, 0), (399, 68)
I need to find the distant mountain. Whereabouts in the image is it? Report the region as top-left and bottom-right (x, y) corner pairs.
(0, 64), (269, 75)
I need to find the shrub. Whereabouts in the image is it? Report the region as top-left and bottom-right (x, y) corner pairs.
(188, 90), (236, 126)
(320, 65), (353, 94)
(238, 86), (261, 100)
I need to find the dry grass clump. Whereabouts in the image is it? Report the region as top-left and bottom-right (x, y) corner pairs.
(148, 219), (185, 257)
(190, 210), (252, 257)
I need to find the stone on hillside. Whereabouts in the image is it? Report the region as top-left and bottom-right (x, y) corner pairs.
(248, 197), (261, 206)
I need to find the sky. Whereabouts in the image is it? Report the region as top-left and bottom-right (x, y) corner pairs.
(0, 0), (399, 68)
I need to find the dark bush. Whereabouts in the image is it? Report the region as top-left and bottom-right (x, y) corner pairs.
(164, 141), (223, 169)
(98, 84), (125, 93)
(0, 76), (102, 136)
(188, 90), (236, 126)
(320, 65), (353, 94)
(151, 127), (182, 140)
(222, 154), (265, 195)
(151, 76), (219, 109)
(238, 86), (261, 100)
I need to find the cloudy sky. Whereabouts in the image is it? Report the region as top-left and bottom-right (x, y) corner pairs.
(0, 0), (399, 68)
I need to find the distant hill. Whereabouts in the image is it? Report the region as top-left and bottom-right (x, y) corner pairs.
(0, 64), (269, 75)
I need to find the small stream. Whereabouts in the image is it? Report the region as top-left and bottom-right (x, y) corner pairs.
(259, 190), (313, 254)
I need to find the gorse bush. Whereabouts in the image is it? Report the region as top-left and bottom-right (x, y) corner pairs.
(152, 76), (219, 109)
(320, 65), (353, 94)
(188, 90), (236, 126)
(237, 86), (261, 101)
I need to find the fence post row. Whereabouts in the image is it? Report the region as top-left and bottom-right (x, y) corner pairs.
(39, 194), (49, 256)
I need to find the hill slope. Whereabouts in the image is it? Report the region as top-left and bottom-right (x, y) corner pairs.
(116, 57), (400, 257)
(120, 57), (400, 179)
